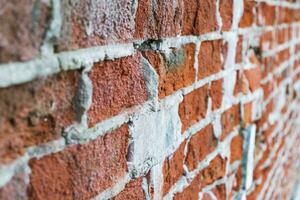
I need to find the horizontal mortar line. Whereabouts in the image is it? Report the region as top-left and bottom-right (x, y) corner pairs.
(201, 177), (227, 193)
(237, 21), (300, 35)
(0, 43), (136, 88)
(262, 39), (300, 58)
(0, 137), (66, 188)
(92, 174), (131, 200)
(255, 0), (300, 8)
(1, 22), (300, 88)
(163, 128), (239, 200)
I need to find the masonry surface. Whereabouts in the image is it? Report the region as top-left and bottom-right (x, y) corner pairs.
(0, 0), (300, 199)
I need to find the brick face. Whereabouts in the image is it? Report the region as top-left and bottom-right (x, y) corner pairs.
(143, 43), (196, 98)
(1, 1), (300, 199)
(0, 0), (50, 62)
(198, 40), (227, 79)
(179, 85), (209, 132)
(185, 124), (218, 171)
(28, 125), (129, 200)
(0, 71), (79, 164)
(88, 54), (148, 126)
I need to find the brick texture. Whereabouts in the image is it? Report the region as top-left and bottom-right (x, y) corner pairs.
(1, 0), (300, 199)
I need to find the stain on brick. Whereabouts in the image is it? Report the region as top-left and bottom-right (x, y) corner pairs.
(143, 43), (196, 98)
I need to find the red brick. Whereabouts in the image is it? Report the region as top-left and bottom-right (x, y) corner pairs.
(111, 178), (145, 200)
(163, 140), (187, 195)
(182, 0), (219, 35)
(179, 85), (209, 132)
(239, 0), (256, 28)
(236, 36), (243, 63)
(234, 70), (249, 96)
(185, 124), (218, 171)
(219, 0), (233, 31)
(0, 173), (27, 200)
(221, 104), (240, 140)
(88, 53), (148, 127)
(0, 0), (50, 62)
(230, 134), (243, 163)
(0, 71), (79, 164)
(244, 67), (262, 92)
(210, 79), (223, 111)
(198, 40), (227, 79)
(58, 0), (136, 50)
(28, 124), (129, 200)
(257, 3), (276, 26)
(243, 102), (252, 125)
(174, 155), (226, 200)
(143, 44), (196, 98)
(260, 31), (273, 52)
(135, 0), (182, 39)
(210, 184), (226, 200)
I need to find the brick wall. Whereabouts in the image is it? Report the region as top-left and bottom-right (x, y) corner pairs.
(0, 0), (300, 199)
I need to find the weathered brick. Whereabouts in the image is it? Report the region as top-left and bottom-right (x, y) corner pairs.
(58, 0), (136, 50)
(88, 53), (148, 127)
(185, 124), (218, 171)
(182, 0), (219, 35)
(143, 43), (196, 98)
(111, 178), (145, 200)
(236, 36), (243, 63)
(179, 85), (209, 132)
(174, 155), (226, 200)
(135, 0), (182, 39)
(219, 0), (233, 31)
(0, 71), (79, 164)
(221, 104), (240, 140)
(244, 67), (261, 92)
(234, 70), (249, 96)
(0, 0), (50, 62)
(210, 79), (223, 111)
(0, 173), (27, 200)
(260, 31), (273, 52)
(198, 40), (227, 79)
(239, 0), (256, 28)
(230, 134), (243, 163)
(257, 3), (276, 26)
(163, 140), (187, 195)
(28, 124), (129, 200)
(243, 102), (252, 125)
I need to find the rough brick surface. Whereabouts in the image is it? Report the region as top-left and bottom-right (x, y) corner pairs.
(179, 85), (209, 132)
(0, 0), (50, 62)
(88, 54), (148, 126)
(198, 40), (227, 79)
(185, 124), (218, 171)
(111, 178), (145, 200)
(28, 125), (129, 200)
(1, 0), (300, 199)
(143, 43), (196, 98)
(0, 71), (79, 164)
